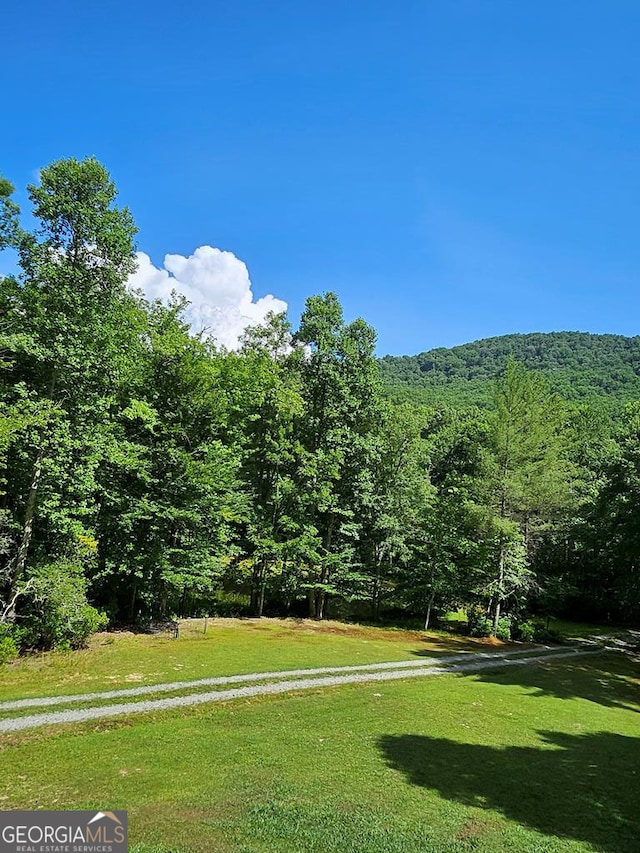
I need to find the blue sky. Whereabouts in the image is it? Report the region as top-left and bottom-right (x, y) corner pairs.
(3, 1), (640, 354)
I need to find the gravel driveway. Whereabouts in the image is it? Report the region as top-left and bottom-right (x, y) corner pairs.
(0, 642), (606, 734)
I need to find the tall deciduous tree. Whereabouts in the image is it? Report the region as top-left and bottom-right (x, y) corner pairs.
(358, 402), (432, 621)
(93, 297), (243, 620)
(402, 406), (490, 628)
(566, 403), (640, 623)
(293, 293), (383, 618)
(222, 312), (304, 617)
(4, 158), (138, 596)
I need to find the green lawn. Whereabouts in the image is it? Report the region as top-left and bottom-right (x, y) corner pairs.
(0, 620), (638, 852)
(0, 618), (499, 703)
(546, 618), (624, 640)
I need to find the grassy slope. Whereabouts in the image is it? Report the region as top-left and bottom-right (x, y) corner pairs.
(0, 621), (638, 853)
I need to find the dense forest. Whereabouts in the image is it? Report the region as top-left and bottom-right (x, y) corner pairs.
(380, 332), (640, 408)
(1, 158), (639, 660)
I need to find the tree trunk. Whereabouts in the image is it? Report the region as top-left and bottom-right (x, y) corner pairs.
(9, 369), (57, 598)
(256, 570), (266, 618)
(492, 542), (506, 636)
(307, 587), (316, 619)
(317, 513), (337, 621)
(251, 560), (267, 617)
(424, 589), (436, 631)
(371, 545), (384, 621)
(9, 445), (45, 598)
(371, 580), (379, 621)
(317, 587), (326, 620)
(129, 583), (137, 623)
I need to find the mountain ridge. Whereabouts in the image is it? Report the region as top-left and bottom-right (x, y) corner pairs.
(379, 331), (640, 407)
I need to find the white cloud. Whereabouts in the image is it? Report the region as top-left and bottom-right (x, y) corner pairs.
(127, 246), (287, 350)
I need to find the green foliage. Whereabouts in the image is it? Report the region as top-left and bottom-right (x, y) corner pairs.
(534, 625), (564, 644)
(292, 292), (385, 619)
(0, 637), (18, 665)
(466, 607), (492, 637)
(209, 591), (252, 617)
(0, 175), (20, 250)
(0, 624), (18, 664)
(480, 360), (574, 633)
(562, 402), (640, 623)
(494, 616), (512, 641)
(515, 620), (536, 642)
(0, 155), (636, 652)
(380, 332), (640, 408)
(513, 619), (563, 644)
(18, 561), (108, 650)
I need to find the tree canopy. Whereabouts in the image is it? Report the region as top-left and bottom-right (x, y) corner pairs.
(0, 158), (638, 657)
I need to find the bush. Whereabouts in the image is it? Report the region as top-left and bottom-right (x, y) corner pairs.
(210, 591), (252, 618)
(515, 620), (536, 642)
(466, 607), (492, 637)
(514, 620), (563, 644)
(0, 624), (18, 665)
(495, 616), (512, 641)
(18, 561), (108, 651)
(532, 624), (564, 644)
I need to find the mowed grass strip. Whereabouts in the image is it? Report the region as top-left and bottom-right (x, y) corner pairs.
(0, 646), (598, 727)
(1, 643), (638, 853)
(0, 618), (508, 703)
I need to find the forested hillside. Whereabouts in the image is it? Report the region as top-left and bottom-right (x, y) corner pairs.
(1, 159), (639, 664)
(380, 332), (640, 407)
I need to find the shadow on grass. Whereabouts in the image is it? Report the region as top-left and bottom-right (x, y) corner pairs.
(410, 638), (512, 657)
(379, 729), (640, 852)
(467, 651), (640, 713)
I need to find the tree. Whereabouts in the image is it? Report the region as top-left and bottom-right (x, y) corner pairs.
(0, 176), (20, 250)
(221, 312), (304, 617)
(92, 296), (244, 621)
(485, 359), (573, 633)
(565, 403), (640, 623)
(293, 293), (384, 619)
(2, 158), (138, 601)
(396, 406), (490, 628)
(357, 402), (432, 622)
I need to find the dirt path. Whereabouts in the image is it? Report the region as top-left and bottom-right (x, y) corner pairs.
(0, 643), (606, 734)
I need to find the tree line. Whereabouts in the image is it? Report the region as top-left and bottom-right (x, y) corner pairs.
(0, 158), (638, 656)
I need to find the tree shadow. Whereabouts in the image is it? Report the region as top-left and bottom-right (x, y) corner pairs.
(465, 650), (640, 713)
(411, 637), (514, 655)
(409, 638), (514, 658)
(379, 729), (640, 852)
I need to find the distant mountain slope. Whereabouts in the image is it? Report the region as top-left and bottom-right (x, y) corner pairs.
(379, 332), (640, 407)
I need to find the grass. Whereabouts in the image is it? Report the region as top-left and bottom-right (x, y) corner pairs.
(0, 619), (638, 853)
(0, 618), (502, 703)
(546, 618), (624, 640)
(441, 610), (627, 641)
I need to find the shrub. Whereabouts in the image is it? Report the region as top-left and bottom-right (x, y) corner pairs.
(495, 616), (512, 641)
(515, 620), (536, 642)
(532, 624), (564, 644)
(513, 620), (563, 644)
(19, 561), (108, 651)
(466, 607), (492, 637)
(210, 591), (252, 618)
(0, 624), (18, 665)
